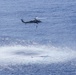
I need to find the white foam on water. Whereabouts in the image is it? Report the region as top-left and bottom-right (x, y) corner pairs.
(0, 45), (76, 66)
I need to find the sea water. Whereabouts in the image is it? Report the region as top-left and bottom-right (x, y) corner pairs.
(0, 0), (76, 75)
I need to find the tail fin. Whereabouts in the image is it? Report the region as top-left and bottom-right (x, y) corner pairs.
(21, 19), (26, 23)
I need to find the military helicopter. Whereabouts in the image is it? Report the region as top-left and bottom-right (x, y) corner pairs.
(21, 17), (42, 24)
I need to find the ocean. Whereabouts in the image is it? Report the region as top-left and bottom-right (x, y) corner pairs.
(0, 0), (76, 75)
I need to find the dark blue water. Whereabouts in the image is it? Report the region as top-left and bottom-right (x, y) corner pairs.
(0, 0), (76, 75)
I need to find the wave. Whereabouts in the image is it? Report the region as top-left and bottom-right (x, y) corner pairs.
(0, 44), (76, 66)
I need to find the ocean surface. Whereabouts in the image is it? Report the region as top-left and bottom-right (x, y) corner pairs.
(0, 0), (76, 75)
